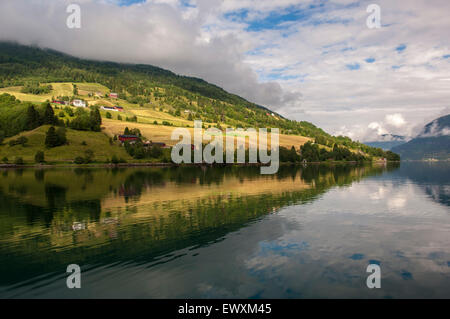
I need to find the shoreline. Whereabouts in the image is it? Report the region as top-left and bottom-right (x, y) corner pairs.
(0, 160), (401, 169)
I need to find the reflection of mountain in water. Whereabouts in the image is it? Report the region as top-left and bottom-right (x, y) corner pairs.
(388, 162), (450, 206)
(0, 164), (397, 286)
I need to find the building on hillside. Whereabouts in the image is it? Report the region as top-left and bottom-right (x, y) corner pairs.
(52, 100), (66, 105)
(101, 106), (118, 112)
(143, 141), (168, 148)
(114, 106), (124, 112)
(118, 135), (139, 143)
(109, 93), (118, 98)
(72, 99), (86, 107)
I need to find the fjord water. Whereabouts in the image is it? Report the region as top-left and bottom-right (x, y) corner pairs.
(0, 163), (448, 299)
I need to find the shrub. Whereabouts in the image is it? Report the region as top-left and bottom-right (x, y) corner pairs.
(45, 126), (66, 148)
(106, 112), (112, 119)
(111, 155), (119, 164)
(9, 136), (28, 147)
(1, 157), (8, 163)
(84, 149), (94, 163)
(34, 151), (45, 163)
(14, 157), (24, 165)
(74, 156), (85, 164)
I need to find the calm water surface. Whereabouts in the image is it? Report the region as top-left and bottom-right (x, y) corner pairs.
(0, 162), (449, 298)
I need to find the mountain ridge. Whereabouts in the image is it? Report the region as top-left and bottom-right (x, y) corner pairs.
(391, 114), (450, 160)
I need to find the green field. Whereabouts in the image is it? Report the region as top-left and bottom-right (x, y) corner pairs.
(0, 82), (74, 103)
(0, 125), (132, 164)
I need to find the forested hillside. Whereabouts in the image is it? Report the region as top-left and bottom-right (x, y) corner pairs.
(0, 42), (399, 163)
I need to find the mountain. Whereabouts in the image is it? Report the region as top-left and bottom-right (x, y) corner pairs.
(391, 114), (450, 160)
(419, 114), (450, 137)
(364, 134), (409, 150)
(0, 41), (398, 163)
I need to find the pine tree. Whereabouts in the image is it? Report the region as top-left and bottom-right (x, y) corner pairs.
(56, 127), (67, 145)
(45, 126), (59, 148)
(89, 108), (102, 131)
(25, 105), (40, 130)
(43, 103), (57, 125)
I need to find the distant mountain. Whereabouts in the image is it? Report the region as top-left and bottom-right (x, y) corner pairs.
(391, 114), (450, 160)
(418, 114), (450, 137)
(364, 134), (409, 150)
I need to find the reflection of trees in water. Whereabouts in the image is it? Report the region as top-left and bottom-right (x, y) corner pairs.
(0, 163), (396, 287)
(34, 169), (44, 181)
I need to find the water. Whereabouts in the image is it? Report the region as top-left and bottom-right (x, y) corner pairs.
(0, 162), (448, 299)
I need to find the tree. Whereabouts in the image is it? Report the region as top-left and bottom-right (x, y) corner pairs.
(111, 155), (119, 164)
(34, 151), (45, 163)
(45, 126), (65, 148)
(56, 127), (67, 145)
(17, 136), (28, 146)
(43, 103), (57, 125)
(14, 157), (24, 165)
(84, 149), (94, 163)
(106, 112), (112, 119)
(45, 126), (58, 148)
(89, 108), (102, 131)
(25, 105), (41, 130)
(74, 156), (84, 164)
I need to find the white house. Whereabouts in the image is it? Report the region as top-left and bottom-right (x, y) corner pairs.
(72, 99), (86, 108)
(101, 106), (118, 112)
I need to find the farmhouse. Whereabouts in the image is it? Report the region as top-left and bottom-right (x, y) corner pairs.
(109, 93), (118, 98)
(101, 106), (117, 111)
(118, 135), (139, 143)
(72, 99), (86, 107)
(114, 106), (124, 112)
(143, 141), (168, 148)
(52, 100), (67, 105)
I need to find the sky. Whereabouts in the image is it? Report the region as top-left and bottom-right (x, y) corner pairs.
(0, 0), (449, 141)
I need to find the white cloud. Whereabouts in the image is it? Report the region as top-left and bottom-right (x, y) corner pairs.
(0, 0), (299, 110)
(385, 114), (406, 128)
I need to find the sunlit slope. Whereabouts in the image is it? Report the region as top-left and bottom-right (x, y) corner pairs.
(0, 125), (132, 163)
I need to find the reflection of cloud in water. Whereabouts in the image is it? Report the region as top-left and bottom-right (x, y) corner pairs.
(387, 196), (407, 209)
